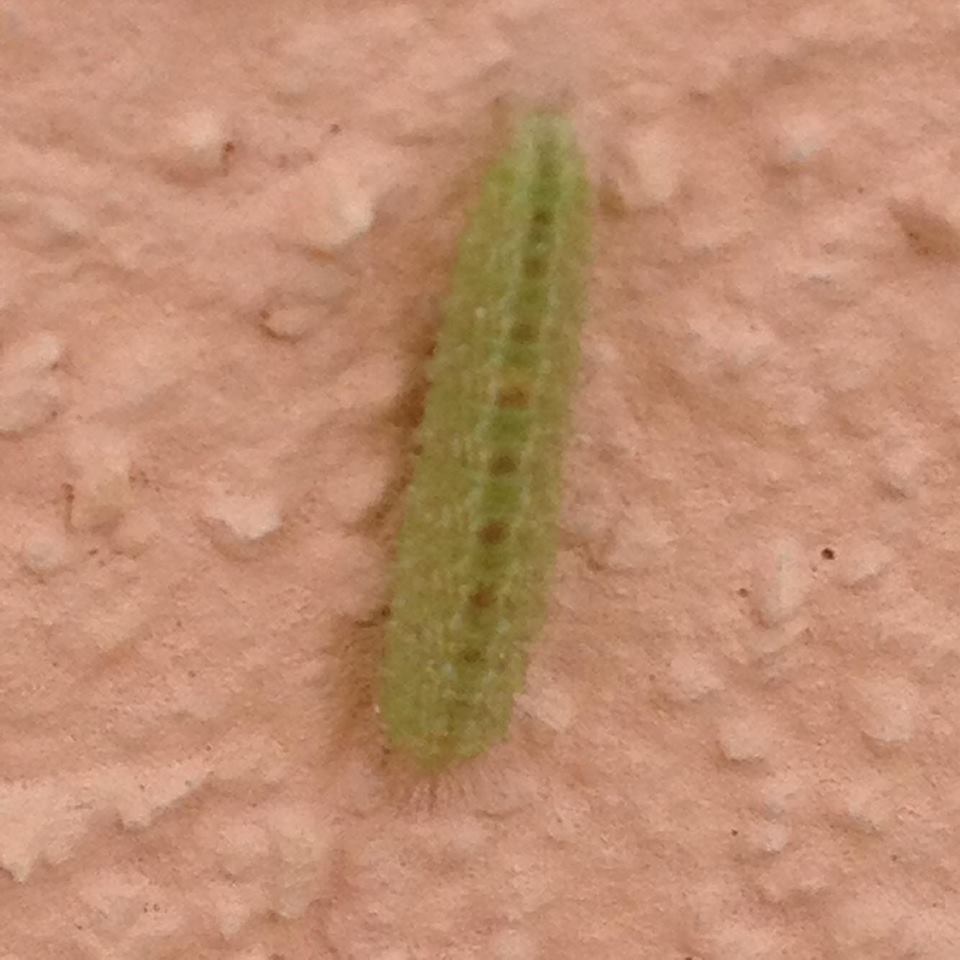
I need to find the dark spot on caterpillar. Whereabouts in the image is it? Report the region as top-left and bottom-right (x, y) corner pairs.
(461, 648), (483, 664)
(531, 207), (552, 228)
(524, 257), (546, 278)
(497, 385), (530, 409)
(511, 321), (537, 343)
(469, 586), (496, 609)
(489, 453), (517, 475)
(820, 546), (835, 560)
(479, 521), (508, 545)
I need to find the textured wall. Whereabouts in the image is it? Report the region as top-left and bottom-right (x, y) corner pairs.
(1, 1), (959, 958)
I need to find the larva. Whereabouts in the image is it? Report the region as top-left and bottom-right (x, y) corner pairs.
(380, 111), (590, 769)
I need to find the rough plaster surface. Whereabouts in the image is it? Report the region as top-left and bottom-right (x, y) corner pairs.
(2, 1), (959, 958)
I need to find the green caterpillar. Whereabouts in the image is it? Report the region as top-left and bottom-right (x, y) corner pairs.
(380, 111), (590, 769)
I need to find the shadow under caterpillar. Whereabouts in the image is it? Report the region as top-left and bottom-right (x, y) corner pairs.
(380, 111), (590, 769)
